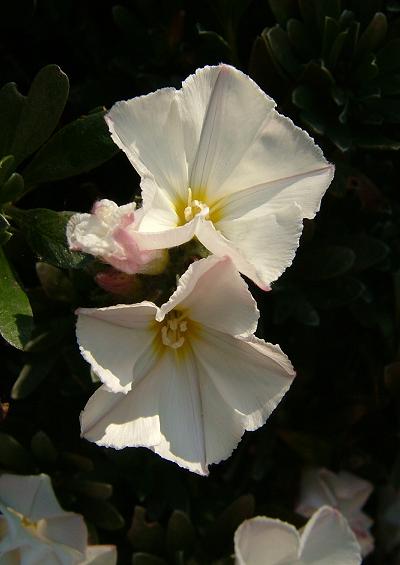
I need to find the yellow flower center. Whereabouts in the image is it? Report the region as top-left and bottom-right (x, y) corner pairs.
(9, 507), (39, 533)
(183, 188), (209, 222)
(161, 310), (189, 349)
(176, 187), (222, 226)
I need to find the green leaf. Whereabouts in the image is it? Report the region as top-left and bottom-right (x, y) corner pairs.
(80, 499), (125, 531)
(132, 555), (167, 565)
(36, 262), (74, 302)
(322, 17), (339, 61)
(207, 495), (254, 553)
(286, 19), (315, 59)
(298, 0), (316, 29)
(328, 29), (349, 67)
(69, 479), (113, 500)
(264, 26), (301, 77)
(9, 207), (90, 269)
(0, 246), (33, 349)
(354, 12), (387, 61)
(377, 39), (400, 73)
(0, 155), (15, 187)
(197, 27), (232, 63)
(356, 133), (400, 150)
(166, 511), (195, 556)
(128, 506), (165, 553)
(267, 0), (298, 27)
(310, 276), (365, 308)
(299, 110), (326, 135)
(274, 292), (320, 326)
(11, 65), (69, 166)
(279, 430), (332, 465)
(11, 355), (57, 399)
(344, 234), (389, 272)
(23, 111), (119, 186)
(296, 245), (355, 280)
(30, 431), (58, 464)
(0, 432), (36, 473)
(327, 125), (353, 152)
(0, 83), (25, 158)
(315, 0), (341, 32)
(0, 173), (25, 205)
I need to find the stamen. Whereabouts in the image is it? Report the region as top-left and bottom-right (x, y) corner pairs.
(183, 188), (209, 222)
(161, 311), (188, 349)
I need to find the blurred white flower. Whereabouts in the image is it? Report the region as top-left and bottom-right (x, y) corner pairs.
(67, 198), (167, 275)
(234, 506), (362, 565)
(0, 473), (116, 564)
(106, 64), (334, 289)
(78, 255), (295, 475)
(296, 467), (374, 556)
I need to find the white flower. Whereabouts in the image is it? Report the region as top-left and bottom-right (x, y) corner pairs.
(0, 473), (116, 564)
(296, 467), (374, 556)
(67, 199), (167, 275)
(78, 255), (295, 475)
(105, 64), (334, 289)
(234, 506), (362, 565)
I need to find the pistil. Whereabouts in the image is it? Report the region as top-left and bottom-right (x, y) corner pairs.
(161, 311), (188, 349)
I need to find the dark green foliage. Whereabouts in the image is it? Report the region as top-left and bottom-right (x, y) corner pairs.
(250, 0), (400, 150)
(0, 2), (398, 564)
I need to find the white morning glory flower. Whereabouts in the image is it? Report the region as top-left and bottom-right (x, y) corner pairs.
(0, 473), (117, 564)
(234, 506), (362, 565)
(78, 255), (295, 475)
(105, 64), (334, 289)
(296, 467), (374, 556)
(67, 199), (167, 275)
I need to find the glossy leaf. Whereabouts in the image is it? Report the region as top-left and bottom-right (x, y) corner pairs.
(128, 506), (165, 554)
(267, 0), (298, 27)
(296, 245), (355, 281)
(11, 355), (57, 399)
(23, 111), (119, 186)
(354, 12), (387, 60)
(0, 172), (25, 204)
(11, 65), (69, 165)
(0, 246), (33, 349)
(9, 207), (90, 269)
(30, 431), (58, 464)
(0, 155), (15, 187)
(166, 511), (195, 556)
(80, 499), (125, 531)
(264, 26), (301, 76)
(0, 83), (25, 158)
(0, 432), (36, 473)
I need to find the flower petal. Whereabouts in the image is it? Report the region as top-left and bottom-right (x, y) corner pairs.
(191, 330), (295, 433)
(213, 111), (334, 219)
(0, 474), (62, 521)
(150, 348), (208, 475)
(151, 347), (249, 474)
(105, 89), (188, 203)
(158, 255), (259, 336)
(234, 516), (300, 565)
(80, 382), (161, 449)
(197, 204), (303, 289)
(83, 545), (117, 565)
(322, 470), (373, 513)
(296, 468), (338, 517)
(139, 176), (180, 231)
(37, 514), (87, 556)
(76, 303), (158, 393)
(299, 506), (362, 565)
(179, 65), (275, 197)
